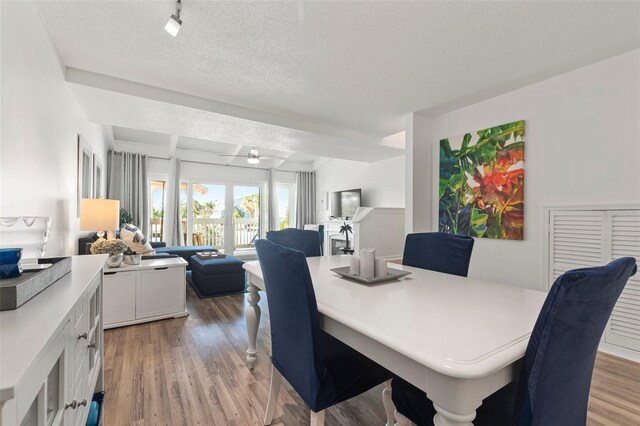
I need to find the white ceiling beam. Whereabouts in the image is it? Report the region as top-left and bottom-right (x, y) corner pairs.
(101, 124), (115, 150)
(226, 144), (243, 165)
(273, 151), (293, 169)
(168, 134), (178, 157)
(66, 67), (381, 145)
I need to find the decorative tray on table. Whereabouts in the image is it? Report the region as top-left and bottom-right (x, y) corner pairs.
(0, 257), (71, 311)
(330, 266), (411, 285)
(196, 251), (225, 259)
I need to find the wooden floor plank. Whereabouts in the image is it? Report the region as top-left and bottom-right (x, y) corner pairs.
(103, 286), (640, 425)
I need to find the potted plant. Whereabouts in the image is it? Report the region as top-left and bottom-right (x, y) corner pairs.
(123, 248), (142, 265)
(90, 239), (128, 267)
(339, 222), (353, 249)
(119, 208), (133, 227)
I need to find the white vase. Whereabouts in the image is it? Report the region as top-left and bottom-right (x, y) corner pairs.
(123, 254), (142, 265)
(105, 253), (124, 268)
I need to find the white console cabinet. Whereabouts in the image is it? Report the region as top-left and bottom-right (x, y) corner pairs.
(103, 257), (188, 329)
(0, 255), (106, 426)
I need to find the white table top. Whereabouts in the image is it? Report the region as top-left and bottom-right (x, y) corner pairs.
(243, 255), (548, 379)
(0, 255), (106, 401)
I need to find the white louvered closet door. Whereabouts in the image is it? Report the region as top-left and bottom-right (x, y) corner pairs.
(548, 210), (607, 285)
(548, 208), (640, 353)
(605, 211), (640, 351)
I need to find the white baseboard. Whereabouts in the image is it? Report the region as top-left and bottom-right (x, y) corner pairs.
(599, 342), (640, 363)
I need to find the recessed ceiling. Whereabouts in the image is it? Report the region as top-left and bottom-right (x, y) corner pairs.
(111, 125), (319, 169)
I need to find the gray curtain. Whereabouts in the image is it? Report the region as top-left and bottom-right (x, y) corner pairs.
(107, 151), (149, 234)
(295, 171), (316, 228)
(267, 169), (279, 231)
(163, 158), (184, 246)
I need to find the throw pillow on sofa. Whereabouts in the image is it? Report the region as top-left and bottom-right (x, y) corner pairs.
(120, 224), (155, 255)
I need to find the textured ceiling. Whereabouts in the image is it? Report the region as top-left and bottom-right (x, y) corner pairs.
(37, 0), (640, 138)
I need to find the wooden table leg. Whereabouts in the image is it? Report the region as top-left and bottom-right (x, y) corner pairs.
(245, 281), (261, 369)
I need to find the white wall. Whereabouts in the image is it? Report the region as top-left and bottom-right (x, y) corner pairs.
(407, 49), (640, 290)
(0, 2), (107, 256)
(315, 155), (405, 222)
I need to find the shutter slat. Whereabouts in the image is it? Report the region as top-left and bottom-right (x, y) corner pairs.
(550, 209), (640, 352)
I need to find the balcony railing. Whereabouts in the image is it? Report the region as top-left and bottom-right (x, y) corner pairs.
(150, 217), (259, 249)
(150, 218), (163, 242)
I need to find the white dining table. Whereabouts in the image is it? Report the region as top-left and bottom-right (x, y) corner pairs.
(243, 255), (547, 426)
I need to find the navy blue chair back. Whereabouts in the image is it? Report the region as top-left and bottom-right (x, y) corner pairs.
(513, 257), (637, 425)
(266, 228), (321, 257)
(255, 239), (325, 407)
(402, 232), (474, 277)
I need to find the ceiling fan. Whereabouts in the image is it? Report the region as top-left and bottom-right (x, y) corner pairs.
(215, 149), (287, 165)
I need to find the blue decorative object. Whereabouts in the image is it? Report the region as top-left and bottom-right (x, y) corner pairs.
(391, 257), (637, 426)
(0, 248), (22, 278)
(255, 239), (390, 414)
(86, 401), (99, 426)
(266, 228), (321, 257)
(402, 232), (475, 277)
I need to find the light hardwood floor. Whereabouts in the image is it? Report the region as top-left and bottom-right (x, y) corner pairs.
(104, 287), (640, 425)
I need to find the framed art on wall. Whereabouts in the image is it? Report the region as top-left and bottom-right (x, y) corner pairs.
(77, 135), (92, 216)
(93, 154), (103, 198)
(439, 120), (525, 240)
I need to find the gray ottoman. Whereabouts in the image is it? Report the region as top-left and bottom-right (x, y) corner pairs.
(189, 255), (245, 298)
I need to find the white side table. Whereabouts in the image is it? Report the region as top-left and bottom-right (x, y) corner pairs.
(102, 257), (188, 329)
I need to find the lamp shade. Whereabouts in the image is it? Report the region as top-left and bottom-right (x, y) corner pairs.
(80, 199), (120, 231)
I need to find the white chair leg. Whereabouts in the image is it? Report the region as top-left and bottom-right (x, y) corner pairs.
(263, 365), (282, 425)
(382, 379), (395, 426)
(395, 409), (413, 425)
(310, 409), (325, 426)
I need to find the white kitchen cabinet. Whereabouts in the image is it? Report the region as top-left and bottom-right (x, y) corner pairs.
(0, 255), (106, 426)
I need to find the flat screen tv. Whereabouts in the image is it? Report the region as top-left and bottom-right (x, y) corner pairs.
(330, 189), (362, 219)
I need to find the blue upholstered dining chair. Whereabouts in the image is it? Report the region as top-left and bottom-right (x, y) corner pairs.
(402, 232), (475, 277)
(255, 239), (392, 426)
(266, 228), (322, 257)
(391, 257), (638, 426)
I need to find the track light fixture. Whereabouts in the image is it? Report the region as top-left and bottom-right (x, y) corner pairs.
(165, 0), (182, 37)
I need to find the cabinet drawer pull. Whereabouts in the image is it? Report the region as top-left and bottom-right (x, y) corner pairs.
(77, 399), (88, 407)
(78, 331), (88, 340)
(154, 267), (168, 270)
(88, 342), (96, 349)
(64, 400), (77, 410)
(104, 272), (117, 275)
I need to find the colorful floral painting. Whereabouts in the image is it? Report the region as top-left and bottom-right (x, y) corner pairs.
(439, 121), (525, 240)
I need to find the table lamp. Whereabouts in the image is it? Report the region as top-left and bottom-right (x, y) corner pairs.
(80, 198), (120, 240)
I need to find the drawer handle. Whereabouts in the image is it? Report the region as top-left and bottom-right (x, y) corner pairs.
(78, 331), (88, 340)
(64, 400), (77, 410)
(88, 342), (96, 349)
(77, 399), (88, 407)
(104, 272), (117, 275)
(154, 267), (168, 270)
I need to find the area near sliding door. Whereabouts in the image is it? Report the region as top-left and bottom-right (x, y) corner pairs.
(181, 180), (265, 255)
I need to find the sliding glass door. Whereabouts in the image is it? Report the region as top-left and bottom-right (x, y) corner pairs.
(184, 181), (263, 254)
(233, 186), (261, 252)
(188, 183), (226, 249)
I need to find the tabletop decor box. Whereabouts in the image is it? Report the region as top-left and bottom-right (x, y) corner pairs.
(0, 257), (71, 310)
